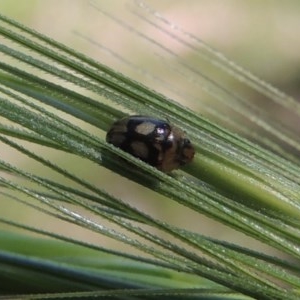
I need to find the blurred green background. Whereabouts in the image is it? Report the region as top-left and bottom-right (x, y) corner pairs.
(2, 1), (300, 94)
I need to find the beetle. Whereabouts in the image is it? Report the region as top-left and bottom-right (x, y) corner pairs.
(106, 115), (195, 172)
